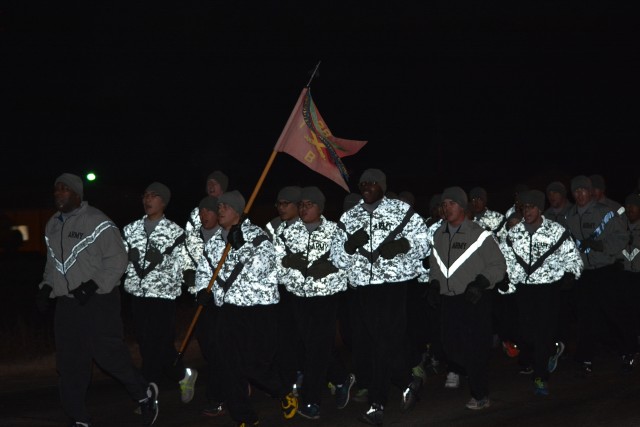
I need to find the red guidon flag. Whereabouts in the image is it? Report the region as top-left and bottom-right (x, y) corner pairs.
(274, 88), (367, 191)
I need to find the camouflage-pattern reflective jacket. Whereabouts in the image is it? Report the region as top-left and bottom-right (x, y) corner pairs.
(274, 216), (347, 297)
(500, 216), (583, 287)
(122, 216), (187, 299)
(417, 218), (441, 283)
(183, 206), (202, 271)
(332, 197), (430, 286)
(474, 208), (507, 242)
(195, 219), (279, 307)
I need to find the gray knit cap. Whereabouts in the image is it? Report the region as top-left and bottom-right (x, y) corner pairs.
(55, 173), (83, 199)
(468, 187), (488, 203)
(519, 190), (545, 211)
(277, 186), (302, 203)
(546, 181), (567, 197)
(589, 174), (605, 191)
(441, 186), (468, 210)
(218, 190), (245, 214)
(198, 196), (218, 212)
(571, 175), (592, 192)
(207, 171), (229, 192)
(301, 186), (325, 211)
(145, 182), (171, 206)
(359, 168), (387, 193)
(625, 193), (640, 207)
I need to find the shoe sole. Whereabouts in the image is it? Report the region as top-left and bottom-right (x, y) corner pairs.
(298, 411), (320, 420)
(466, 402), (491, 410)
(202, 408), (226, 417)
(145, 382), (159, 425)
(180, 370), (198, 403)
(337, 374), (357, 410)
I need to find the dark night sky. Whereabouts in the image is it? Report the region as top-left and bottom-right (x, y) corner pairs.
(3, 2), (639, 226)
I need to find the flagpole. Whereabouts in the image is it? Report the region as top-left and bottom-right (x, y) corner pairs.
(175, 82), (311, 364)
(306, 60), (321, 88)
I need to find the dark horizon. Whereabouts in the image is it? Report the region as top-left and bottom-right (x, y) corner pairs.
(4, 3), (639, 222)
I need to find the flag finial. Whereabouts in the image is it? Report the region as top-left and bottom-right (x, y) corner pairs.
(306, 61), (321, 88)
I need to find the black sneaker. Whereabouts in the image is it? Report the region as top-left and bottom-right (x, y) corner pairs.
(69, 422), (91, 427)
(335, 373), (356, 409)
(202, 402), (226, 417)
(298, 402), (320, 420)
(401, 375), (422, 412)
(622, 354), (635, 372)
(139, 382), (159, 426)
(359, 403), (383, 426)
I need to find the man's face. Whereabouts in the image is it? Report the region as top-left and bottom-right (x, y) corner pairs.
(442, 199), (466, 225)
(547, 191), (564, 209)
(207, 179), (224, 197)
(217, 203), (240, 229)
(142, 191), (165, 218)
(199, 208), (219, 230)
(591, 188), (605, 201)
(626, 204), (640, 223)
(470, 197), (486, 214)
(522, 204), (542, 225)
(275, 200), (299, 221)
(358, 181), (384, 204)
(54, 182), (81, 213)
(298, 200), (321, 224)
(573, 187), (592, 208)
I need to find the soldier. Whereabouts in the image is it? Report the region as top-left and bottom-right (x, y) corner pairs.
(426, 186), (507, 410)
(36, 173), (159, 426)
(122, 182), (198, 405)
(500, 190), (583, 395)
(194, 190), (298, 425)
(332, 168), (430, 425)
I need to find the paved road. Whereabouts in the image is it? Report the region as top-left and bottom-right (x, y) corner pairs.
(2, 341), (639, 427)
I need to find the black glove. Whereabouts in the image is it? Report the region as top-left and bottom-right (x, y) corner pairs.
(228, 224), (245, 250)
(307, 259), (339, 280)
(71, 280), (98, 305)
(183, 269), (196, 288)
(128, 247), (140, 263)
(196, 288), (213, 306)
(581, 238), (604, 252)
(281, 252), (307, 272)
(378, 237), (410, 259)
(36, 284), (53, 313)
(344, 228), (369, 254)
(144, 246), (163, 266)
(422, 256), (431, 270)
(464, 274), (490, 304)
(559, 272), (575, 290)
(496, 274), (510, 293)
(426, 280), (441, 309)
